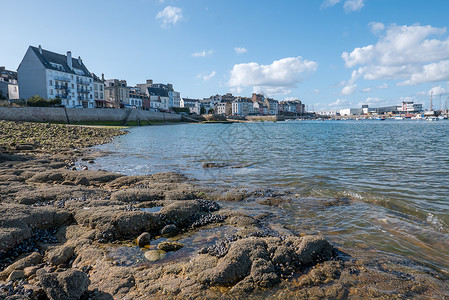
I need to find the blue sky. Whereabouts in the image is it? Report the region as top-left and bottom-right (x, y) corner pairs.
(3, 0), (449, 111)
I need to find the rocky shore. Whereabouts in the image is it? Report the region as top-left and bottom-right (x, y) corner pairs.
(0, 121), (448, 299)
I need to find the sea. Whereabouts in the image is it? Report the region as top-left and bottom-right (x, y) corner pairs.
(90, 119), (449, 276)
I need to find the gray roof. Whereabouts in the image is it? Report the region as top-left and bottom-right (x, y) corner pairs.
(30, 46), (92, 77)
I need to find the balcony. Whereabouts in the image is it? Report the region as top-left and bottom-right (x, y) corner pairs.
(55, 94), (69, 99)
(76, 79), (90, 85)
(54, 76), (71, 82)
(77, 89), (90, 94)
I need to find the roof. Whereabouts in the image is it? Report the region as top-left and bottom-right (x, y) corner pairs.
(30, 46), (92, 77)
(148, 87), (169, 97)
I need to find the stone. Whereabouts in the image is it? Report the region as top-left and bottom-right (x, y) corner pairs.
(160, 224), (180, 237)
(136, 232), (151, 247)
(157, 241), (184, 252)
(47, 245), (75, 266)
(37, 269), (90, 300)
(144, 250), (167, 262)
(7, 270), (25, 281)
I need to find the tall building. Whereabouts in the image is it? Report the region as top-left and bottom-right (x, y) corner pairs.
(104, 79), (129, 108)
(136, 79), (181, 109)
(17, 45), (94, 108)
(92, 73), (108, 108)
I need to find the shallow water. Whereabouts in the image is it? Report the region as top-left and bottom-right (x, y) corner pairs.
(92, 120), (449, 275)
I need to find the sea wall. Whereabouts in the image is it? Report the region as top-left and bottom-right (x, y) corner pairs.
(246, 115), (285, 121)
(0, 107), (181, 124)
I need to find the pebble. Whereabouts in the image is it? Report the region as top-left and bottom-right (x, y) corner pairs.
(144, 250), (166, 262)
(157, 242), (184, 252)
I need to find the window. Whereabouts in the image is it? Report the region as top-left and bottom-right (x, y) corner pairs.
(71, 75), (73, 79)
(50, 89), (53, 95)
(100, 85), (103, 91)
(49, 80), (53, 86)
(90, 94), (92, 99)
(72, 84), (74, 88)
(100, 92), (103, 99)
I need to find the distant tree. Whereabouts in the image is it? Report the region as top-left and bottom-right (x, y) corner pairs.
(208, 108), (214, 114)
(0, 90), (6, 100)
(27, 95), (62, 107)
(200, 106), (206, 114)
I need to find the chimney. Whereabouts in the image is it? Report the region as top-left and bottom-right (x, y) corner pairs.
(146, 79), (153, 85)
(38, 45), (42, 54)
(78, 56), (82, 65)
(67, 51), (72, 70)
(101, 73), (104, 81)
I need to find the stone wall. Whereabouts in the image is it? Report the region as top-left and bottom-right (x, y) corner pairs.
(0, 107), (181, 124)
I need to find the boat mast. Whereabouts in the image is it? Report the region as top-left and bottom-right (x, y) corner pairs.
(430, 91), (433, 111)
(446, 96), (448, 114)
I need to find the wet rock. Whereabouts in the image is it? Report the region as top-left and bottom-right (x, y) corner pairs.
(87, 262), (136, 297)
(157, 241), (184, 252)
(160, 224), (180, 237)
(110, 188), (164, 202)
(37, 269), (90, 300)
(46, 245), (75, 266)
(0, 252), (42, 280)
(144, 250), (167, 262)
(137, 232), (151, 247)
(7, 270), (25, 281)
(202, 162), (229, 168)
(74, 176), (89, 186)
(15, 144), (35, 151)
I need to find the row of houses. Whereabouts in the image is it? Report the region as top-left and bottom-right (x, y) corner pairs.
(338, 102), (424, 116)
(2, 45), (305, 115)
(180, 93), (305, 116)
(3, 45), (180, 110)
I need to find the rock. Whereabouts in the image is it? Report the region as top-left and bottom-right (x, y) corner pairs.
(160, 224), (180, 237)
(144, 250), (167, 262)
(202, 162), (229, 168)
(23, 265), (41, 277)
(0, 252), (43, 280)
(7, 269), (25, 281)
(37, 269), (90, 300)
(74, 176), (90, 186)
(157, 241), (184, 252)
(137, 232), (151, 247)
(46, 245), (75, 266)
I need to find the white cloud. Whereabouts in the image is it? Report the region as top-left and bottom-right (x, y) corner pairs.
(321, 0), (340, 9)
(196, 71), (216, 81)
(235, 47), (248, 54)
(428, 85), (448, 96)
(328, 99), (352, 109)
(340, 69), (361, 95)
(377, 83), (389, 89)
(341, 24), (449, 88)
(192, 50), (214, 57)
(344, 0), (364, 12)
(369, 22), (385, 35)
(284, 97), (297, 101)
(361, 87), (372, 93)
(321, 0), (364, 12)
(156, 6), (183, 28)
(357, 97), (389, 107)
(314, 89), (320, 93)
(228, 56), (318, 96)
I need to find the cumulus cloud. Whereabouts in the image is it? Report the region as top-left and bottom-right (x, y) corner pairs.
(235, 47), (248, 54)
(192, 50), (214, 57)
(328, 99), (352, 109)
(428, 85), (448, 96)
(156, 6), (183, 28)
(377, 83), (389, 89)
(340, 69), (361, 95)
(341, 23), (449, 89)
(369, 22), (385, 35)
(343, 0), (364, 12)
(357, 97), (389, 107)
(228, 56), (318, 96)
(314, 89), (320, 93)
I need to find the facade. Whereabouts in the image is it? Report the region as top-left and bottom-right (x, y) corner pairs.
(252, 93), (265, 103)
(92, 73), (108, 108)
(215, 101), (232, 115)
(104, 79), (129, 108)
(264, 98), (279, 115)
(279, 100), (304, 114)
(136, 80), (180, 109)
(128, 90), (146, 109)
(0, 67), (19, 100)
(180, 98), (200, 114)
(17, 45), (94, 108)
(398, 101), (423, 113)
(232, 97), (252, 115)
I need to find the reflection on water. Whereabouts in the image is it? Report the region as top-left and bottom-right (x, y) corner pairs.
(93, 120), (449, 275)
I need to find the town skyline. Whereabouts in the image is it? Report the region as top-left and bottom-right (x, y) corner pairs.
(2, 0), (449, 111)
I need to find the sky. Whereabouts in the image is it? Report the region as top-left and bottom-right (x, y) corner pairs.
(2, 0), (449, 111)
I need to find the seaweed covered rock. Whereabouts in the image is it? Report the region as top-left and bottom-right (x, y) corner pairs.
(198, 235), (334, 292)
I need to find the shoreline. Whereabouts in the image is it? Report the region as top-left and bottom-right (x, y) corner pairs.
(0, 120), (448, 299)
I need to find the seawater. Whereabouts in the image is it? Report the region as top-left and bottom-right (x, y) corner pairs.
(91, 120), (449, 275)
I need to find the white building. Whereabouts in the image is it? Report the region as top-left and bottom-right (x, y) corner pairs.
(232, 98), (252, 115)
(339, 108), (363, 116)
(17, 45), (94, 108)
(92, 73), (108, 108)
(169, 90), (181, 108)
(180, 98), (200, 114)
(397, 101), (423, 113)
(0, 67), (19, 100)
